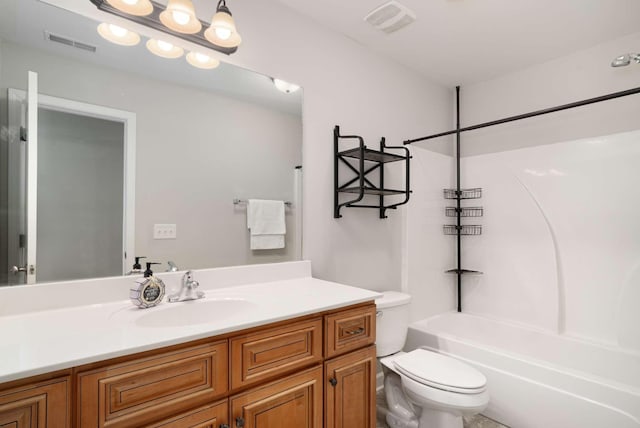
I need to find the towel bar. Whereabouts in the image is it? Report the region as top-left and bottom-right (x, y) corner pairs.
(233, 198), (292, 207)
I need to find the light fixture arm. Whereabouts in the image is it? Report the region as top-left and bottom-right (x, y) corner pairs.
(90, 0), (238, 55)
(216, 0), (232, 16)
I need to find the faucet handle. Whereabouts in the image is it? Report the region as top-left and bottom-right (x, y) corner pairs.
(182, 270), (197, 287)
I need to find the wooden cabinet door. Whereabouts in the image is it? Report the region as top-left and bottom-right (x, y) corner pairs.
(230, 366), (322, 428)
(147, 399), (228, 428)
(0, 376), (70, 427)
(324, 345), (376, 428)
(77, 341), (228, 428)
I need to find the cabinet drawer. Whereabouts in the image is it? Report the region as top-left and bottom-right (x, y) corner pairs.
(0, 376), (70, 428)
(231, 318), (322, 390)
(325, 305), (376, 359)
(77, 340), (228, 428)
(147, 399), (228, 428)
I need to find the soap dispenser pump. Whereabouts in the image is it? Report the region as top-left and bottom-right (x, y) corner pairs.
(126, 256), (146, 275)
(130, 262), (166, 308)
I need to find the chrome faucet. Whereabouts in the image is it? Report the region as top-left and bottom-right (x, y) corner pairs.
(168, 270), (205, 302)
(166, 261), (179, 272)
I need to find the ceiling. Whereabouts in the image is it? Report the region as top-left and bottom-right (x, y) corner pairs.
(275, 0), (640, 86)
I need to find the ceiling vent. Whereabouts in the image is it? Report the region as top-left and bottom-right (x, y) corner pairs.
(364, 1), (416, 34)
(44, 31), (97, 53)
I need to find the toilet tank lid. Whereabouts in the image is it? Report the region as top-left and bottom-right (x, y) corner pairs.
(375, 291), (411, 309)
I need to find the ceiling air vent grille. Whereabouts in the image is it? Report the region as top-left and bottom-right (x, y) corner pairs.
(364, 1), (416, 34)
(44, 31), (97, 53)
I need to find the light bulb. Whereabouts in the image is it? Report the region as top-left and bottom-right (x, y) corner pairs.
(106, 0), (153, 16)
(160, 0), (201, 34)
(157, 40), (173, 51)
(186, 51), (220, 69)
(214, 27), (232, 40)
(97, 22), (140, 46)
(146, 39), (184, 58)
(172, 10), (191, 25)
(108, 24), (128, 38)
(204, 3), (241, 48)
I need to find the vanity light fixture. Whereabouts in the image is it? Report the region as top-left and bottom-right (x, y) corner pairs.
(90, 0), (241, 55)
(146, 39), (184, 58)
(186, 51), (220, 69)
(273, 78), (300, 94)
(105, 0), (153, 16)
(97, 22), (141, 46)
(204, 0), (242, 48)
(159, 0), (201, 34)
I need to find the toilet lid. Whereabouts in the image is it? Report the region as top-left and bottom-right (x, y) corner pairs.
(393, 349), (487, 394)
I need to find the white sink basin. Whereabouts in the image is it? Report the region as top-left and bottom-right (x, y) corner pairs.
(135, 298), (254, 328)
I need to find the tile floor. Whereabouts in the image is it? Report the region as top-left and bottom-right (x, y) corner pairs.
(376, 390), (508, 428)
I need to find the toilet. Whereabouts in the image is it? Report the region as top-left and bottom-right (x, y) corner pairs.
(376, 291), (489, 428)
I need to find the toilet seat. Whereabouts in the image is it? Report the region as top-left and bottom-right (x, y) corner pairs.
(392, 349), (487, 394)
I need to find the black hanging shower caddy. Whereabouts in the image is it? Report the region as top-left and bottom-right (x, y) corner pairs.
(334, 125), (411, 218)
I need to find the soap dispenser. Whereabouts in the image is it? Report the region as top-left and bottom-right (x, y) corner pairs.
(126, 256), (146, 275)
(130, 262), (166, 308)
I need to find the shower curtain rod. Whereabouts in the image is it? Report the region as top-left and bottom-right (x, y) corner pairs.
(403, 86), (640, 145)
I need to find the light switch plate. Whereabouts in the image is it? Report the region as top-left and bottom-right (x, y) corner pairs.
(154, 223), (177, 239)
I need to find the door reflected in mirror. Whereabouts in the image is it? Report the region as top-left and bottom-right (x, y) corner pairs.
(0, 0), (303, 285)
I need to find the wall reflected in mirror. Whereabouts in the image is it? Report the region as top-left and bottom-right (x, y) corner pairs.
(0, 0), (303, 286)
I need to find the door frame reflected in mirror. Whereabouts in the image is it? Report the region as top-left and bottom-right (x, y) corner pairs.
(6, 78), (136, 285)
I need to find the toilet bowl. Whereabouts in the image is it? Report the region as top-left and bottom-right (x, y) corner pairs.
(376, 292), (489, 428)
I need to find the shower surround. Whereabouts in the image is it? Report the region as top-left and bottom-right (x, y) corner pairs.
(459, 129), (640, 350)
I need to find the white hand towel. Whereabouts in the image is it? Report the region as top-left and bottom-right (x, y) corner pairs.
(247, 199), (286, 250)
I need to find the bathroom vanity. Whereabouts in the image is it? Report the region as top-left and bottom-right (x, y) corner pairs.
(0, 262), (379, 428)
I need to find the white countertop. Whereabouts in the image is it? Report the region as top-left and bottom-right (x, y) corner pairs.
(0, 275), (380, 383)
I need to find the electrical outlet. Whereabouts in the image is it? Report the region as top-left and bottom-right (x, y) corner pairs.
(153, 223), (176, 239)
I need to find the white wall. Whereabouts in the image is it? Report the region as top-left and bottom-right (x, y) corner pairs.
(460, 31), (640, 155)
(403, 147), (456, 321)
(217, 1), (453, 290)
(457, 32), (640, 350)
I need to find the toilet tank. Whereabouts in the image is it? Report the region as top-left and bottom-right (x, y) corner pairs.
(375, 291), (411, 357)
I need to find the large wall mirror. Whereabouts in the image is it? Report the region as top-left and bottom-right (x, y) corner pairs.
(0, 0), (303, 286)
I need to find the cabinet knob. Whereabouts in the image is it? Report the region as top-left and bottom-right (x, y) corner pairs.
(236, 417), (245, 427)
(220, 425), (229, 428)
(346, 327), (365, 335)
(329, 377), (338, 387)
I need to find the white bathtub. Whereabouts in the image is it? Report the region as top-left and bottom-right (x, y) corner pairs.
(405, 312), (640, 428)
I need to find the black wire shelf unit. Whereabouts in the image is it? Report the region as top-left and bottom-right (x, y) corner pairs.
(443, 225), (482, 235)
(445, 206), (483, 217)
(334, 125), (411, 219)
(443, 188), (482, 200)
